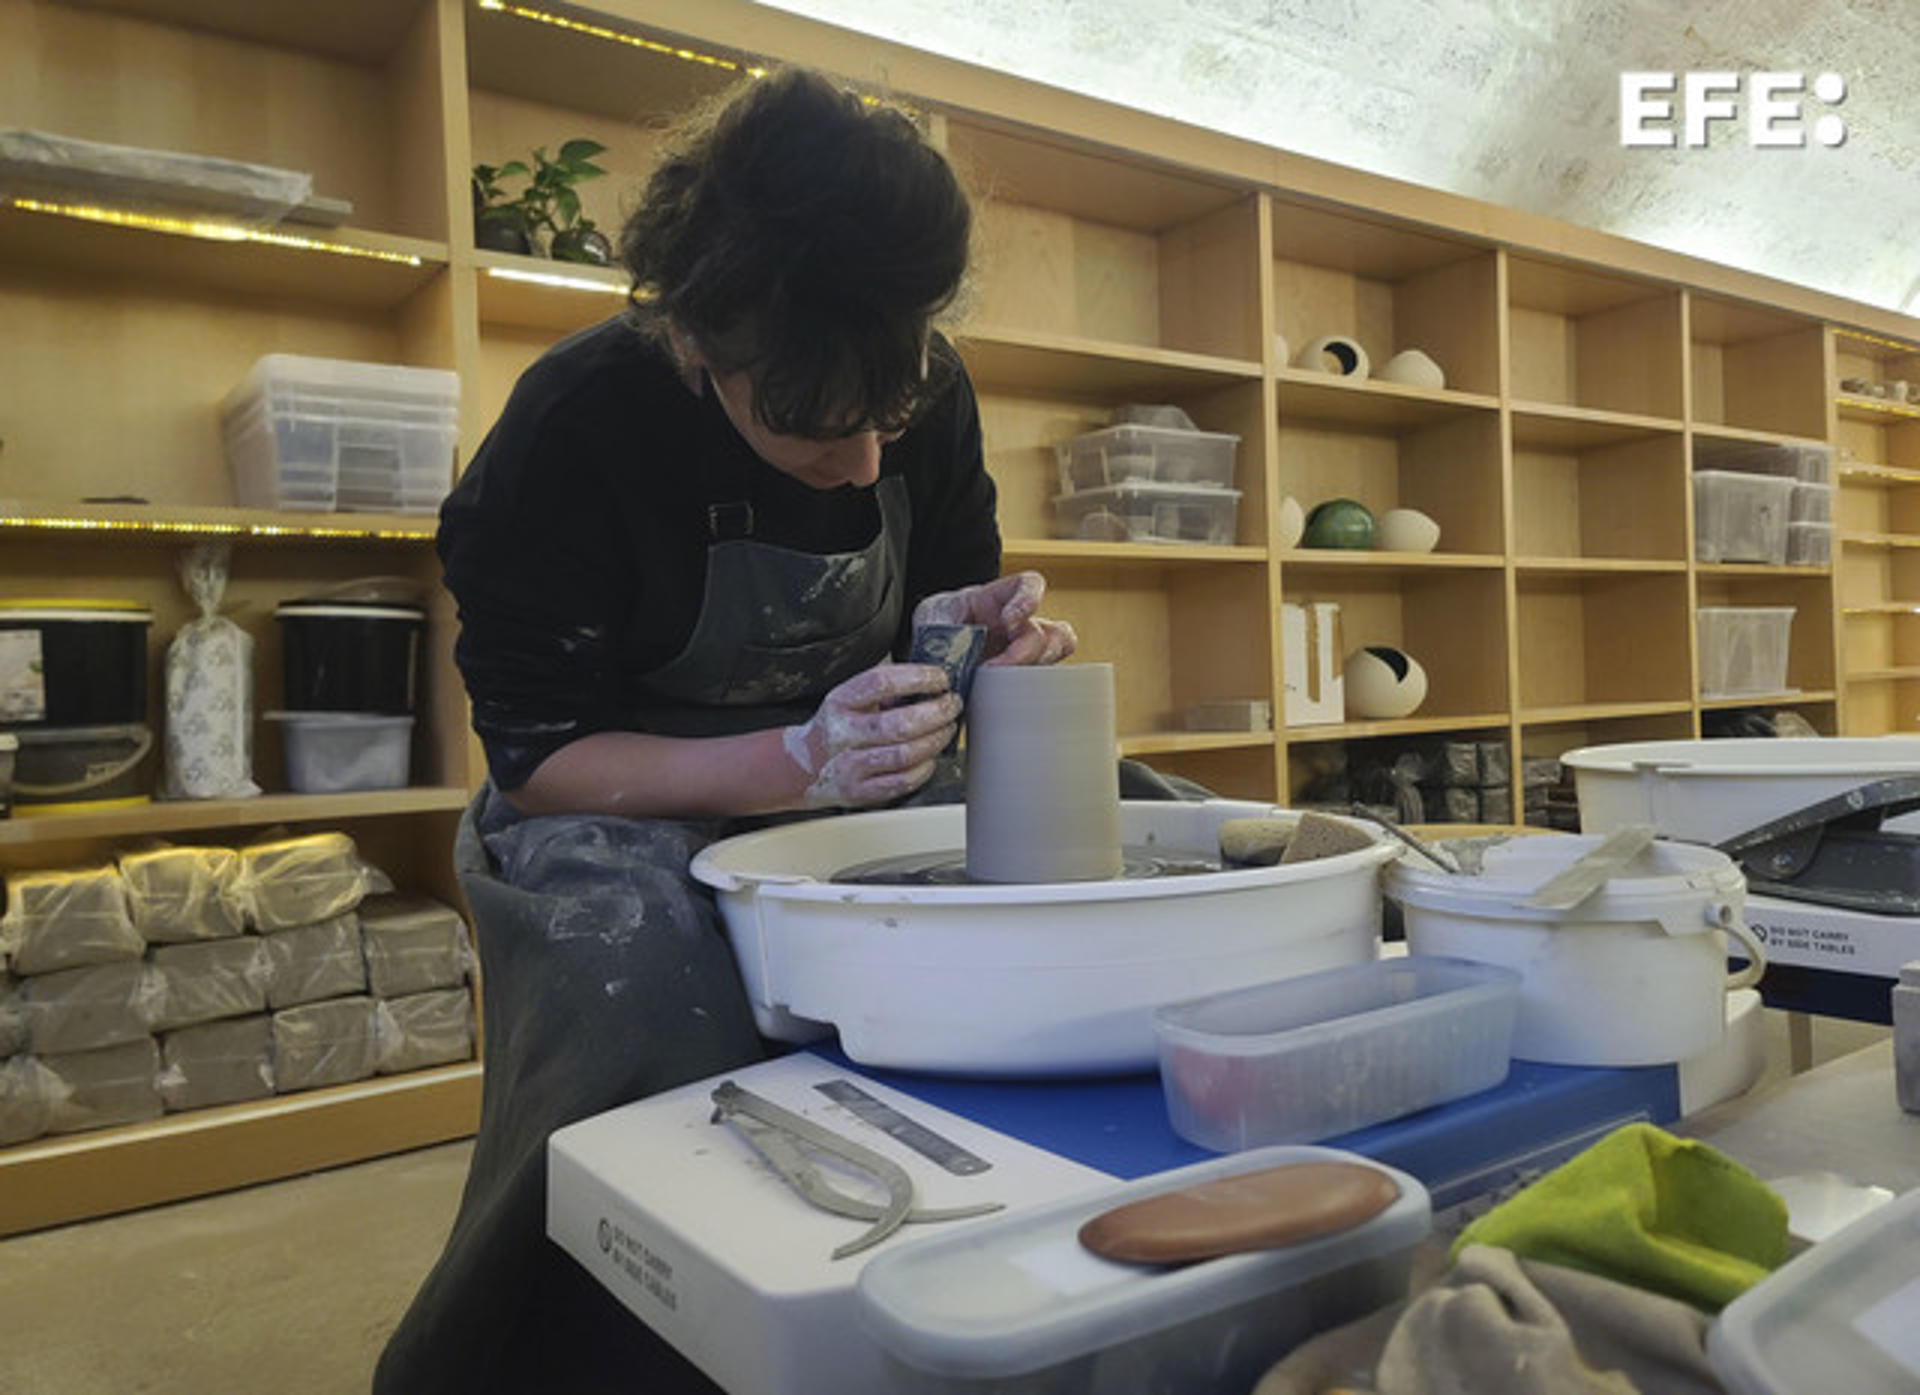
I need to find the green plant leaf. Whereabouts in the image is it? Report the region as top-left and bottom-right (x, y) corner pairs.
(559, 138), (607, 162)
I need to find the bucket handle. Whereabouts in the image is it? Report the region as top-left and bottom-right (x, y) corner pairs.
(1711, 901), (1768, 992)
(13, 727), (154, 797)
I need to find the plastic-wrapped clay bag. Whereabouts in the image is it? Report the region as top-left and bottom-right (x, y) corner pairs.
(118, 843), (248, 943)
(234, 830), (393, 931)
(164, 542), (262, 800)
(1, 864), (143, 976)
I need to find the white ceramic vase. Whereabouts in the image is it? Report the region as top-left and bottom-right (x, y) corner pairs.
(1378, 349), (1446, 390)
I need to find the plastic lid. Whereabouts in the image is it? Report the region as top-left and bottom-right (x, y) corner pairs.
(273, 603), (425, 623)
(1708, 1182), (1920, 1394)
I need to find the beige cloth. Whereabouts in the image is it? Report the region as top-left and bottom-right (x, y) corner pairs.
(1253, 1244), (1722, 1395)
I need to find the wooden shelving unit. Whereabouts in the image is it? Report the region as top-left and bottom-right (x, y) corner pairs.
(6, 0), (1920, 1228)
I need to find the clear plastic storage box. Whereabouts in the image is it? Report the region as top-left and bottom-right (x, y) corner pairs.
(1153, 956), (1521, 1151)
(855, 1144), (1430, 1395)
(1053, 482), (1241, 545)
(1696, 442), (1832, 484)
(1056, 424), (1239, 493)
(221, 354), (459, 514)
(1697, 606), (1795, 698)
(1789, 481), (1833, 523)
(1694, 470), (1793, 564)
(1787, 521), (1831, 567)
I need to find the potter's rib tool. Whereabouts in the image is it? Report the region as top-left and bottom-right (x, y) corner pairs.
(815, 1079), (993, 1175)
(1525, 824), (1656, 910)
(711, 1081), (1000, 1259)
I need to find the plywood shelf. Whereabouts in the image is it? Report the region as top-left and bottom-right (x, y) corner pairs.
(1003, 539), (1268, 568)
(1509, 403), (1684, 447)
(1275, 372), (1499, 431)
(0, 788), (471, 847)
(1286, 713), (1511, 742)
(473, 253), (632, 333)
(0, 500), (439, 544)
(1282, 551), (1504, 574)
(0, 204), (446, 311)
(1119, 729), (1274, 757)
(0, 1063), (482, 1237)
(957, 326), (1261, 399)
(1699, 690), (1832, 710)
(1519, 700), (1698, 724)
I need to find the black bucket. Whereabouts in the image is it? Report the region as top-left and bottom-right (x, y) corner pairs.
(276, 601), (425, 716)
(0, 601), (151, 730)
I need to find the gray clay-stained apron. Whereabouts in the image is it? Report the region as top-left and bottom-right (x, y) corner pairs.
(374, 478), (911, 1395)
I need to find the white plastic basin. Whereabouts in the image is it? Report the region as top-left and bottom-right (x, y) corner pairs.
(690, 800), (1396, 1077)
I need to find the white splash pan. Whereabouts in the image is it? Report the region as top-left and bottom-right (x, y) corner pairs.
(1563, 736), (1920, 845)
(691, 800), (1397, 1078)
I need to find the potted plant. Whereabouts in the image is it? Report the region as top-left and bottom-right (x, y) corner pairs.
(471, 159), (533, 255)
(522, 138), (612, 265)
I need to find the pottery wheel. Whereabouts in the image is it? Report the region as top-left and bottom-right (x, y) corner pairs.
(833, 845), (1223, 885)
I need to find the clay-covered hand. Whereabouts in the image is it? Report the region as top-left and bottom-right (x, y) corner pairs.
(782, 663), (962, 808)
(911, 570), (1077, 668)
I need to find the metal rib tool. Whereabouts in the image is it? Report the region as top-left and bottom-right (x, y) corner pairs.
(710, 1081), (1001, 1259)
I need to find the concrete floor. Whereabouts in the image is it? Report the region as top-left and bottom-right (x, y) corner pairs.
(0, 1010), (1892, 1395)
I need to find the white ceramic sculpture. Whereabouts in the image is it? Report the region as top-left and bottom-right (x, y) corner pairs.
(1378, 349), (1446, 390)
(1375, 507), (1440, 553)
(1293, 334), (1370, 380)
(1344, 646), (1429, 720)
(1277, 495), (1306, 550)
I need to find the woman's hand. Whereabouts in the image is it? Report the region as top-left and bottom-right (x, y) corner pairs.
(782, 662), (961, 808)
(912, 570), (1077, 667)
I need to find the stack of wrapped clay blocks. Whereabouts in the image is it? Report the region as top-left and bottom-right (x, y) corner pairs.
(0, 831), (475, 1147)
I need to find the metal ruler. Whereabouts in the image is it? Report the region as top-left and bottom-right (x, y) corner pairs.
(814, 1079), (993, 1176)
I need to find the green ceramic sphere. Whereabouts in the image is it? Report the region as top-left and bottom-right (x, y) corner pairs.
(1302, 497), (1376, 549)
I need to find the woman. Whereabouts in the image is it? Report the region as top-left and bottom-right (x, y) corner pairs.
(374, 68), (1073, 1394)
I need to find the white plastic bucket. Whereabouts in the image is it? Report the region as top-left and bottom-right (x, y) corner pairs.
(1563, 737), (1920, 845)
(1385, 835), (1765, 1067)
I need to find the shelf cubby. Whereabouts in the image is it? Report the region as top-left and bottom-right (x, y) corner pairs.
(1693, 572), (1836, 699)
(1507, 257), (1683, 420)
(948, 115), (1263, 363)
(1269, 200), (1500, 396)
(1280, 564), (1508, 725)
(1515, 571), (1692, 712)
(1512, 413), (1686, 562)
(1690, 296), (1827, 439)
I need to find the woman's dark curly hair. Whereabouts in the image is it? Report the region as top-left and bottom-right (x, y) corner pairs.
(621, 68), (971, 439)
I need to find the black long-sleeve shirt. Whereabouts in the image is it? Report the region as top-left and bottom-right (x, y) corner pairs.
(437, 317), (1001, 790)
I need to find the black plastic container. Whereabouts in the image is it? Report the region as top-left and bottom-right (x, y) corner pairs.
(275, 601), (425, 715)
(0, 602), (151, 730)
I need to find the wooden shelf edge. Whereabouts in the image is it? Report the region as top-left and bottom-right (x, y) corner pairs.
(1282, 550), (1503, 571)
(1518, 701), (1694, 725)
(0, 1063), (482, 1237)
(1004, 539), (1268, 565)
(955, 324), (1261, 379)
(1514, 556), (1688, 574)
(0, 787), (472, 845)
(1284, 712), (1510, 741)
(1841, 532), (1920, 550)
(1840, 463), (1920, 486)
(1694, 562), (1832, 578)
(1846, 668), (1920, 683)
(0, 499), (439, 541)
(1507, 400), (1684, 434)
(1699, 690), (1833, 710)
(1120, 730), (1273, 756)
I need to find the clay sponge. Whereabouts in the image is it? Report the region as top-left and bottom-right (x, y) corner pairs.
(909, 622), (987, 702)
(1078, 1159), (1400, 1264)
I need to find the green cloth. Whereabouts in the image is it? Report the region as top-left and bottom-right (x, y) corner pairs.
(1451, 1122), (1788, 1312)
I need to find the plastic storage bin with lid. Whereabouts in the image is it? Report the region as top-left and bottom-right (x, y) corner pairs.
(220, 353), (459, 514)
(855, 1144), (1429, 1395)
(1697, 606), (1795, 698)
(1053, 482), (1241, 544)
(1694, 471), (1792, 563)
(1056, 423), (1239, 492)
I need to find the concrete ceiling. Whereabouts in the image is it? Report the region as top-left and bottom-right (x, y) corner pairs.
(756, 0), (1920, 316)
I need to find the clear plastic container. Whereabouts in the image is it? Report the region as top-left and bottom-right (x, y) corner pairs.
(855, 1144), (1429, 1395)
(1789, 481), (1833, 523)
(266, 712), (412, 792)
(1052, 483), (1241, 545)
(1696, 442), (1832, 483)
(220, 354), (459, 514)
(1697, 606), (1795, 698)
(1056, 423), (1239, 492)
(1708, 1182), (1920, 1395)
(1694, 471), (1793, 563)
(1787, 520), (1831, 567)
(1153, 956), (1521, 1151)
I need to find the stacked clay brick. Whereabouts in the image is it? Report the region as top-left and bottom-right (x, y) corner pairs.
(0, 831), (474, 1145)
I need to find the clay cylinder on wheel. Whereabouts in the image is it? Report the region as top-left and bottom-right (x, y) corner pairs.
(965, 663), (1122, 883)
